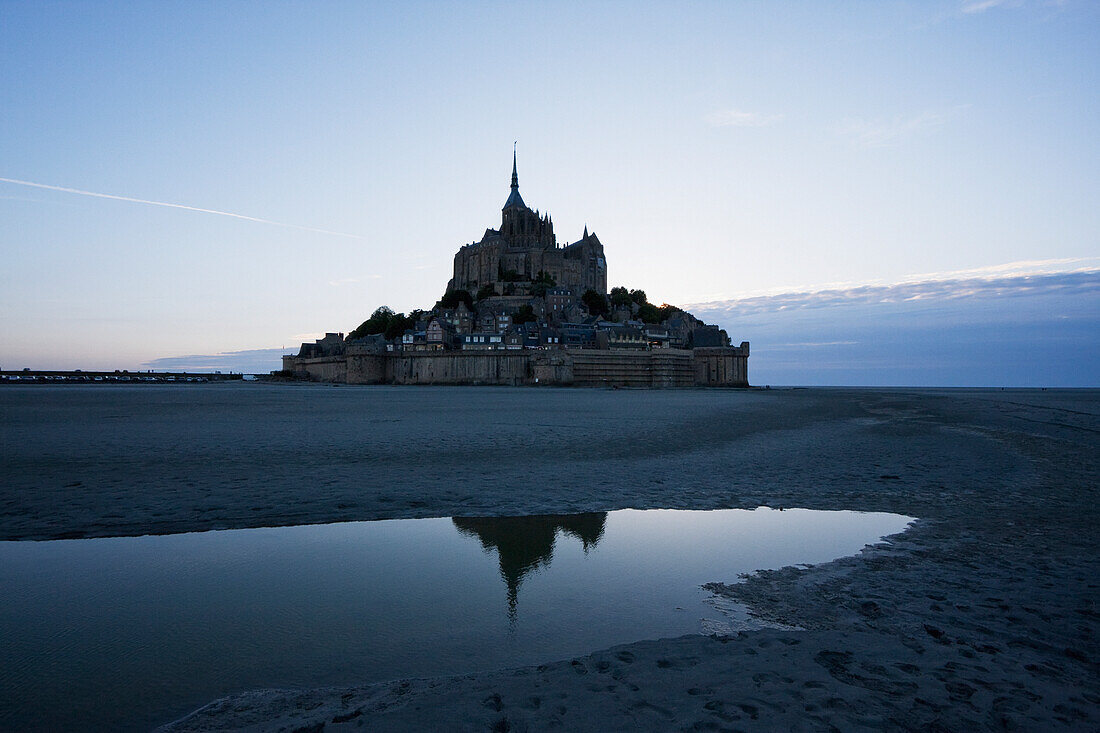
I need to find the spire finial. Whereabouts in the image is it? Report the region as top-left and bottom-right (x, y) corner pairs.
(583, 224), (588, 238)
(511, 142), (518, 191)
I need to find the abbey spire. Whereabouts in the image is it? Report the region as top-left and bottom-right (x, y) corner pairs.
(504, 144), (526, 211)
(453, 148), (602, 294)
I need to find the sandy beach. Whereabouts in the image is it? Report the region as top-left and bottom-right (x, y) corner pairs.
(2, 385), (1097, 730)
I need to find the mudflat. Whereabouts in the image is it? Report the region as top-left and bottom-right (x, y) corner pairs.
(2, 385), (1097, 730)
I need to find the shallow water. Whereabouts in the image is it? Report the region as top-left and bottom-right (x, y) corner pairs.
(0, 508), (911, 731)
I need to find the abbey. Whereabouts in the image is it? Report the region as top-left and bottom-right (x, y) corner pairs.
(281, 151), (749, 387)
(449, 152), (607, 296)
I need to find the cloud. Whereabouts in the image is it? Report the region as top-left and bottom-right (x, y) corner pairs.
(685, 267), (1100, 318)
(704, 109), (784, 128)
(766, 341), (859, 348)
(914, 0), (1064, 26)
(958, 0), (1062, 14)
(962, 0), (1014, 12)
(142, 348), (285, 373)
(956, 0), (1071, 18)
(693, 257), (1100, 303)
(328, 275), (382, 286)
(897, 257), (1100, 284)
(0, 176), (366, 240)
(838, 105), (969, 147)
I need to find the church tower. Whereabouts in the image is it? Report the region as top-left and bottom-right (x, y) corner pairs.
(450, 148), (604, 294)
(500, 147), (555, 249)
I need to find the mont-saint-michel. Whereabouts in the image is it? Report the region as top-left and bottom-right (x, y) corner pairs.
(3, 3), (1098, 732)
(281, 152), (749, 387)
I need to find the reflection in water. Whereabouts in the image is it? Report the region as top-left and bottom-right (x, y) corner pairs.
(1, 508), (916, 731)
(453, 513), (607, 618)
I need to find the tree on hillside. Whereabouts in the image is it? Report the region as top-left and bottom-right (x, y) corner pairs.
(476, 284), (497, 301)
(348, 306), (395, 340)
(609, 286), (633, 307)
(658, 303), (682, 321)
(582, 289), (609, 317)
(383, 310), (424, 340)
(629, 289), (648, 306)
(438, 289), (474, 310)
(636, 302), (661, 324)
(531, 271), (557, 298)
(513, 304), (537, 325)
(348, 307), (429, 342)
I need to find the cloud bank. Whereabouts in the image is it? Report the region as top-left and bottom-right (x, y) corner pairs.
(143, 348), (286, 374)
(688, 268), (1099, 387)
(688, 269), (1100, 318)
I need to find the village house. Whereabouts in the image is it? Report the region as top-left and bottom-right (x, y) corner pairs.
(546, 287), (575, 314)
(596, 325), (647, 350)
(641, 323), (670, 348)
(461, 332), (504, 350)
(426, 318), (457, 350)
(503, 328), (524, 350)
(560, 322), (597, 349)
(401, 327), (428, 351)
(438, 302), (474, 334)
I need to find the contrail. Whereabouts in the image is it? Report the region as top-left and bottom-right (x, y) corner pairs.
(0, 176), (367, 240)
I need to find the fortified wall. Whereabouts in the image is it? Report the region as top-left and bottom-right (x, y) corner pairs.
(284, 344), (749, 388)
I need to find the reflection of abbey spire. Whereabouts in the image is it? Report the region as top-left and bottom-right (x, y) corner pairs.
(453, 513), (607, 619)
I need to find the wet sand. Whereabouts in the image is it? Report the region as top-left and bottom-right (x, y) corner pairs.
(2, 385), (1097, 730)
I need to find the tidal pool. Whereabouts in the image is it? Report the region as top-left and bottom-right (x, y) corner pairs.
(0, 507), (912, 731)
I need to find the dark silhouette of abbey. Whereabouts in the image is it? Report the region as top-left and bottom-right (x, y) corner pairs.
(453, 513), (607, 619)
(449, 150), (608, 296)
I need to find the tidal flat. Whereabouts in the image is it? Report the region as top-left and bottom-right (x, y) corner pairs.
(1, 385), (1097, 731)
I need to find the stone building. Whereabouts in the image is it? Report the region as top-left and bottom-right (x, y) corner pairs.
(449, 152), (607, 296)
(295, 333), (345, 359)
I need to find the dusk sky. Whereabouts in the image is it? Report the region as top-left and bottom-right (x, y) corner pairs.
(2, 1), (1097, 385)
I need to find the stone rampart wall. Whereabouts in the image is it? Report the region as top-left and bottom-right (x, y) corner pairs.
(282, 355), (347, 383)
(569, 350), (695, 387)
(693, 345), (750, 387)
(346, 354), (387, 384)
(388, 351), (532, 385)
(284, 345), (749, 387)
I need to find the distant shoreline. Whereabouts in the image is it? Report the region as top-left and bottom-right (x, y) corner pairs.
(0, 370), (245, 383)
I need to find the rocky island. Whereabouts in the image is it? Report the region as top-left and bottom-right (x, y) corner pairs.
(281, 152), (749, 387)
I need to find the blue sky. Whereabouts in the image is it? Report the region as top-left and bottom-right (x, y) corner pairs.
(1, 1), (1097, 384)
